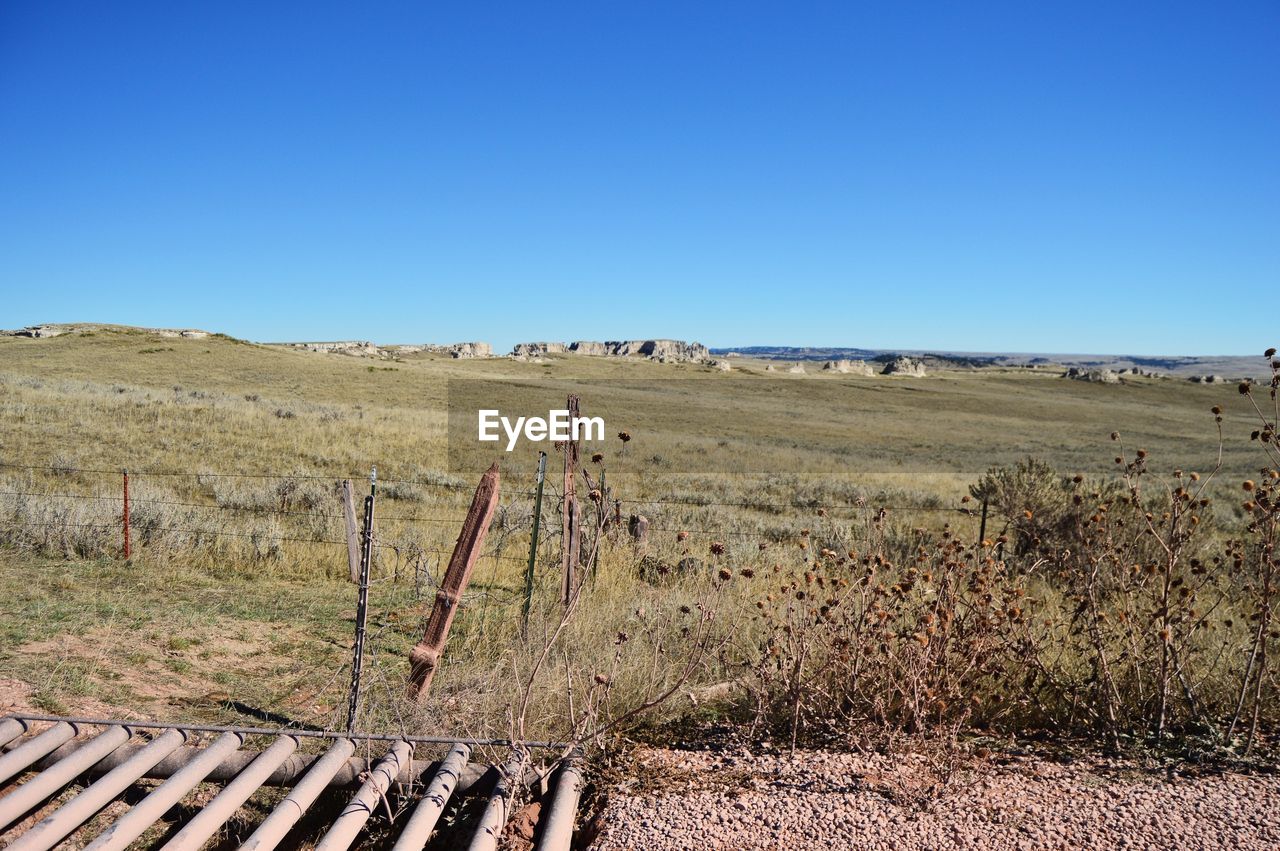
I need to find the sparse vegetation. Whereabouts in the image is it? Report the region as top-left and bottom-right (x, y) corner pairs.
(0, 330), (1274, 766)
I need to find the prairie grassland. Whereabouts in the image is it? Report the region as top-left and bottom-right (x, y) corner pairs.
(0, 327), (1275, 756)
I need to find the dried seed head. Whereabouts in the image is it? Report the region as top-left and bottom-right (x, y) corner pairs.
(710, 541), (726, 555)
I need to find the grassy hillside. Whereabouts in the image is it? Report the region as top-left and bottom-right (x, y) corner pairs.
(0, 326), (1263, 495)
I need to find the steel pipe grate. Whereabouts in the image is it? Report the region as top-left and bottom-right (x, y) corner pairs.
(0, 714), (581, 850)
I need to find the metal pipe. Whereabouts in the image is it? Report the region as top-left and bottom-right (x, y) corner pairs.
(8, 729), (188, 851)
(3, 714), (566, 749)
(533, 756), (584, 851)
(0, 716), (29, 748)
(391, 742), (472, 851)
(465, 755), (525, 851)
(239, 737), (355, 851)
(0, 722), (78, 785)
(83, 732), (244, 851)
(0, 725), (132, 833)
(32, 738), (497, 791)
(316, 740), (412, 851)
(158, 734), (299, 851)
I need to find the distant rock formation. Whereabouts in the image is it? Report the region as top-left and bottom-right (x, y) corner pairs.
(9, 325), (68, 338)
(510, 339), (711, 363)
(822, 359), (875, 376)
(391, 342), (492, 359)
(1189, 375), (1226, 384)
(568, 341), (609, 356)
(1064, 367), (1122, 384)
(709, 359), (732, 372)
(5, 324), (210, 340)
(285, 341), (381, 356)
(881, 357), (927, 377)
(512, 342), (568, 357)
(787, 363), (807, 374)
(283, 340), (491, 359)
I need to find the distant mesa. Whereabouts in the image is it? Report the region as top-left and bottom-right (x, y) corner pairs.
(281, 341), (492, 359)
(4, 323), (211, 339)
(9, 324), (69, 338)
(822, 359), (875, 376)
(1063, 367), (1122, 384)
(711, 346), (1270, 380)
(511, 342), (567, 357)
(510, 339), (710, 363)
(390, 342), (492, 359)
(881, 357), (927, 377)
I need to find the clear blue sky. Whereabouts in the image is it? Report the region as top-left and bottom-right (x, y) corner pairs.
(1, 2), (1275, 355)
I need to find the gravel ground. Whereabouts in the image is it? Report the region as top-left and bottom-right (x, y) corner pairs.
(587, 747), (1280, 850)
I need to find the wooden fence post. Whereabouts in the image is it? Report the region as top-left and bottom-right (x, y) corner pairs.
(560, 395), (581, 608)
(340, 479), (361, 583)
(407, 462), (501, 702)
(121, 469), (131, 561)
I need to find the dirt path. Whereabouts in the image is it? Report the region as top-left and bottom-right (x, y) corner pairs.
(587, 747), (1279, 850)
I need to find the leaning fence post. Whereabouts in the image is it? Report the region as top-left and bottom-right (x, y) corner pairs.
(340, 479), (360, 583)
(345, 467), (376, 733)
(521, 452), (548, 637)
(121, 469), (131, 561)
(407, 462), (501, 702)
(560, 395), (581, 608)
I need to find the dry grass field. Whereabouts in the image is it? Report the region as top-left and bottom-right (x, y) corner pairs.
(0, 326), (1275, 763)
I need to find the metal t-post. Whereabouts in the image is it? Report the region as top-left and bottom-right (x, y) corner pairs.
(521, 452), (548, 636)
(346, 466), (376, 733)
